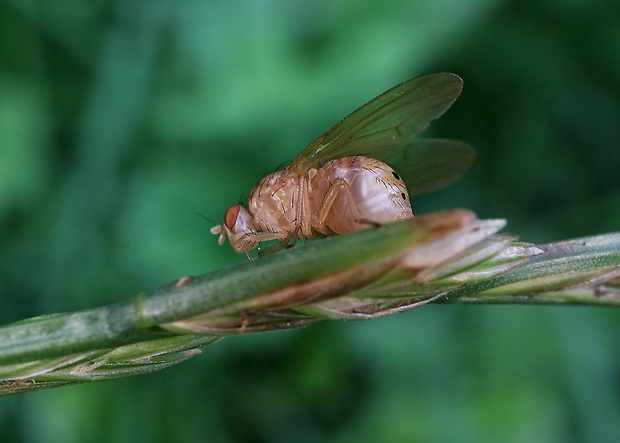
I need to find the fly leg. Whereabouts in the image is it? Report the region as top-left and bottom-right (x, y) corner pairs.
(290, 173), (313, 246)
(241, 230), (290, 260)
(317, 178), (380, 230)
(258, 242), (287, 258)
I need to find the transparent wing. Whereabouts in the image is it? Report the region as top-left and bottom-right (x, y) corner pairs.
(286, 73), (463, 173)
(387, 139), (475, 197)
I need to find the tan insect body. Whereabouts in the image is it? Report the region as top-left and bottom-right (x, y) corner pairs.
(210, 73), (474, 256)
(211, 156), (412, 253)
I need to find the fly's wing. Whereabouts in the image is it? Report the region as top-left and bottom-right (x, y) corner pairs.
(286, 73), (463, 174)
(387, 139), (475, 197)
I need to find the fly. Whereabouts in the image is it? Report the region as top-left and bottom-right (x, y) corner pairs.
(211, 73), (475, 258)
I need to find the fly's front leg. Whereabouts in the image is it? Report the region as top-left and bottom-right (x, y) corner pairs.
(257, 241), (288, 258)
(251, 230), (290, 243)
(238, 230), (290, 260)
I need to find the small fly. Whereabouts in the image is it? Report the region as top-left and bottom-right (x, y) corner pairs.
(211, 73), (474, 258)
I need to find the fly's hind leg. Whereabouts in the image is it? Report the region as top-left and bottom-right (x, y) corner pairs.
(318, 178), (380, 230)
(287, 173), (313, 248)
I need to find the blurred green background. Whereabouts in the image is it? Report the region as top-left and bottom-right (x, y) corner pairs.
(1, 0), (620, 441)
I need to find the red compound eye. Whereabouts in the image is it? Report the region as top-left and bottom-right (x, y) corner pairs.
(224, 205), (241, 230)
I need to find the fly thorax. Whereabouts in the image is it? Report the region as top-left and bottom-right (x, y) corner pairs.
(247, 170), (302, 234)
